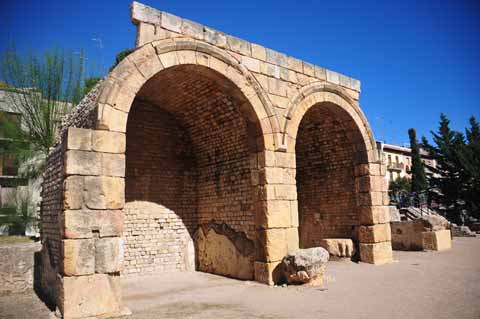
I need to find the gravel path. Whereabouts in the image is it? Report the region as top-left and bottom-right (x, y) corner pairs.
(1, 237), (479, 319)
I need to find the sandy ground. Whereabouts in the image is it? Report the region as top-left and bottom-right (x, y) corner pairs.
(1, 237), (479, 319)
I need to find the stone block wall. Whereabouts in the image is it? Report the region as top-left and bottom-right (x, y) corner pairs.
(124, 100), (196, 274)
(0, 242), (41, 294)
(391, 221), (452, 251)
(57, 127), (126, 318)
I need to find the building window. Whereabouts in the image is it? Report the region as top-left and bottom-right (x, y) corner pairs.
(388, 155), (392, 165)
(389, 171), (393, 181)
(0, 111), (21, 177)
(0, 111), (21, 139)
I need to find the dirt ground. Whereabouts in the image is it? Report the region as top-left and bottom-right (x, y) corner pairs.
(1, 237), (479, 319)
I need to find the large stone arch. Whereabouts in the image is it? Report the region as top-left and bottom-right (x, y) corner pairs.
(95, 38), (287, 278)
(96, 37), (281, 150)
(283, 83), (392, 263)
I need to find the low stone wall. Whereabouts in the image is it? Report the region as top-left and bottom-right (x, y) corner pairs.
(390, 221), (452, 251)
(451, 224), (476, 237)
(0, 241), (41, 294)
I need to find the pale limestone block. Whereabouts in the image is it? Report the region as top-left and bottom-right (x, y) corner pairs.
(136, 22), (156, 46)
(266, 48), (288, 67)
(274, 184), (297, 200)
(131, 2), (162, 25)
(326, 69), (340, 85)
(161, 11), (182, 33)
(109, 57), (145, 90)
(290, 201), (299, 227)
(358, 205), (391, 225)
(181, 19), (203, 40)
(176, 50), (197, 65)
(227, 35), (251, 56)
(260, 62), (280, 78)
(64, 176), (84, 210)
(254, 261), (282, 285)
(258, 228), (288, 262)
(62, 239), (95, 276)
(92, 130), (126, 154)
(61, 274), (122, 318)
(158, 51), (179, 68)
(251, 43), (267, 61)
(127, 44), (163, 79)
(241, 55), (260, 73)
(101, 153), (125, 177)
(359, 223), (392, 243)
(303, 62), (315, 76)
(65, 150), (101, 176)
(98, 78), (137, 113)
(97, 103), (128, 133)
(319, 238), (356, 259)
(314, 66), (327, 80)
(256, 200), (291, 228)
(84, 176), (125, 210)
(422, 230), (452, 251)
(359, 241), (393, 265)
(204, 27), (227, 48)
(95, 237), (124, 273)
(287, 56), (303, 73)
(67, 128), (91, 151)
(268, 77), (288, 97)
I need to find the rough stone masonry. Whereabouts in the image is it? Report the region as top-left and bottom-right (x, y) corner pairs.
(39, 2), (392, 318)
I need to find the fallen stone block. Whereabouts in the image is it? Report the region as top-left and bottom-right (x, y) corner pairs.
(319, 238), (356, 260)
(282, 247), (329, 285)
(422, 229), (452, 251)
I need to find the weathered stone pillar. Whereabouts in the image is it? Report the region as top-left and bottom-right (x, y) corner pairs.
(254, 150), (299, 285)
(355, 162), (393, 265)
(59, 127), (128, 318)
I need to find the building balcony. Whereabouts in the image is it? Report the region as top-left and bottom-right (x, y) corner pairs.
(387, 162), (404, 171)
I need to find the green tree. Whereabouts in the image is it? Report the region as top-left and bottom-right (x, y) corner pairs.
(0, 46), (85, 158)
(457, 116), (480, 218)
(408, 128), (428, 193)
(422, 113), (468, 223)
(109, 48), (134, 72)
(389, 176), (411, 205)
(82, 76), (100, 97)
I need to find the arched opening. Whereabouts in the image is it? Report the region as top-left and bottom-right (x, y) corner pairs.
(124, 64), (263, 279)
(295, 102), (368, 251)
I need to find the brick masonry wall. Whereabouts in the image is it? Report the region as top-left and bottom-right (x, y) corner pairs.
(40, 141), (65, 271)
(296, 106), (359, 247)
(39, 140), (65, 302)
(124, 65), (257, 274)
(124, 101), (197, 274)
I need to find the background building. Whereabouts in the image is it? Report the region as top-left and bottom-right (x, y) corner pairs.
(376, 141), (437, 183)
(0, 88), (27, 207)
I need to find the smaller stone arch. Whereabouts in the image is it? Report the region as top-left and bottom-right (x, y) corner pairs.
(283, 82), (376, 161)
(284, 82), (392, 265)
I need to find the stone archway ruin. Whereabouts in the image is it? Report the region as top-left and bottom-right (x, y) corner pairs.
(39, 2), (392, 318)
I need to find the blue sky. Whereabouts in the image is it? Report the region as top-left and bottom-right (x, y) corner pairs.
(1, 0), (479, 146)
